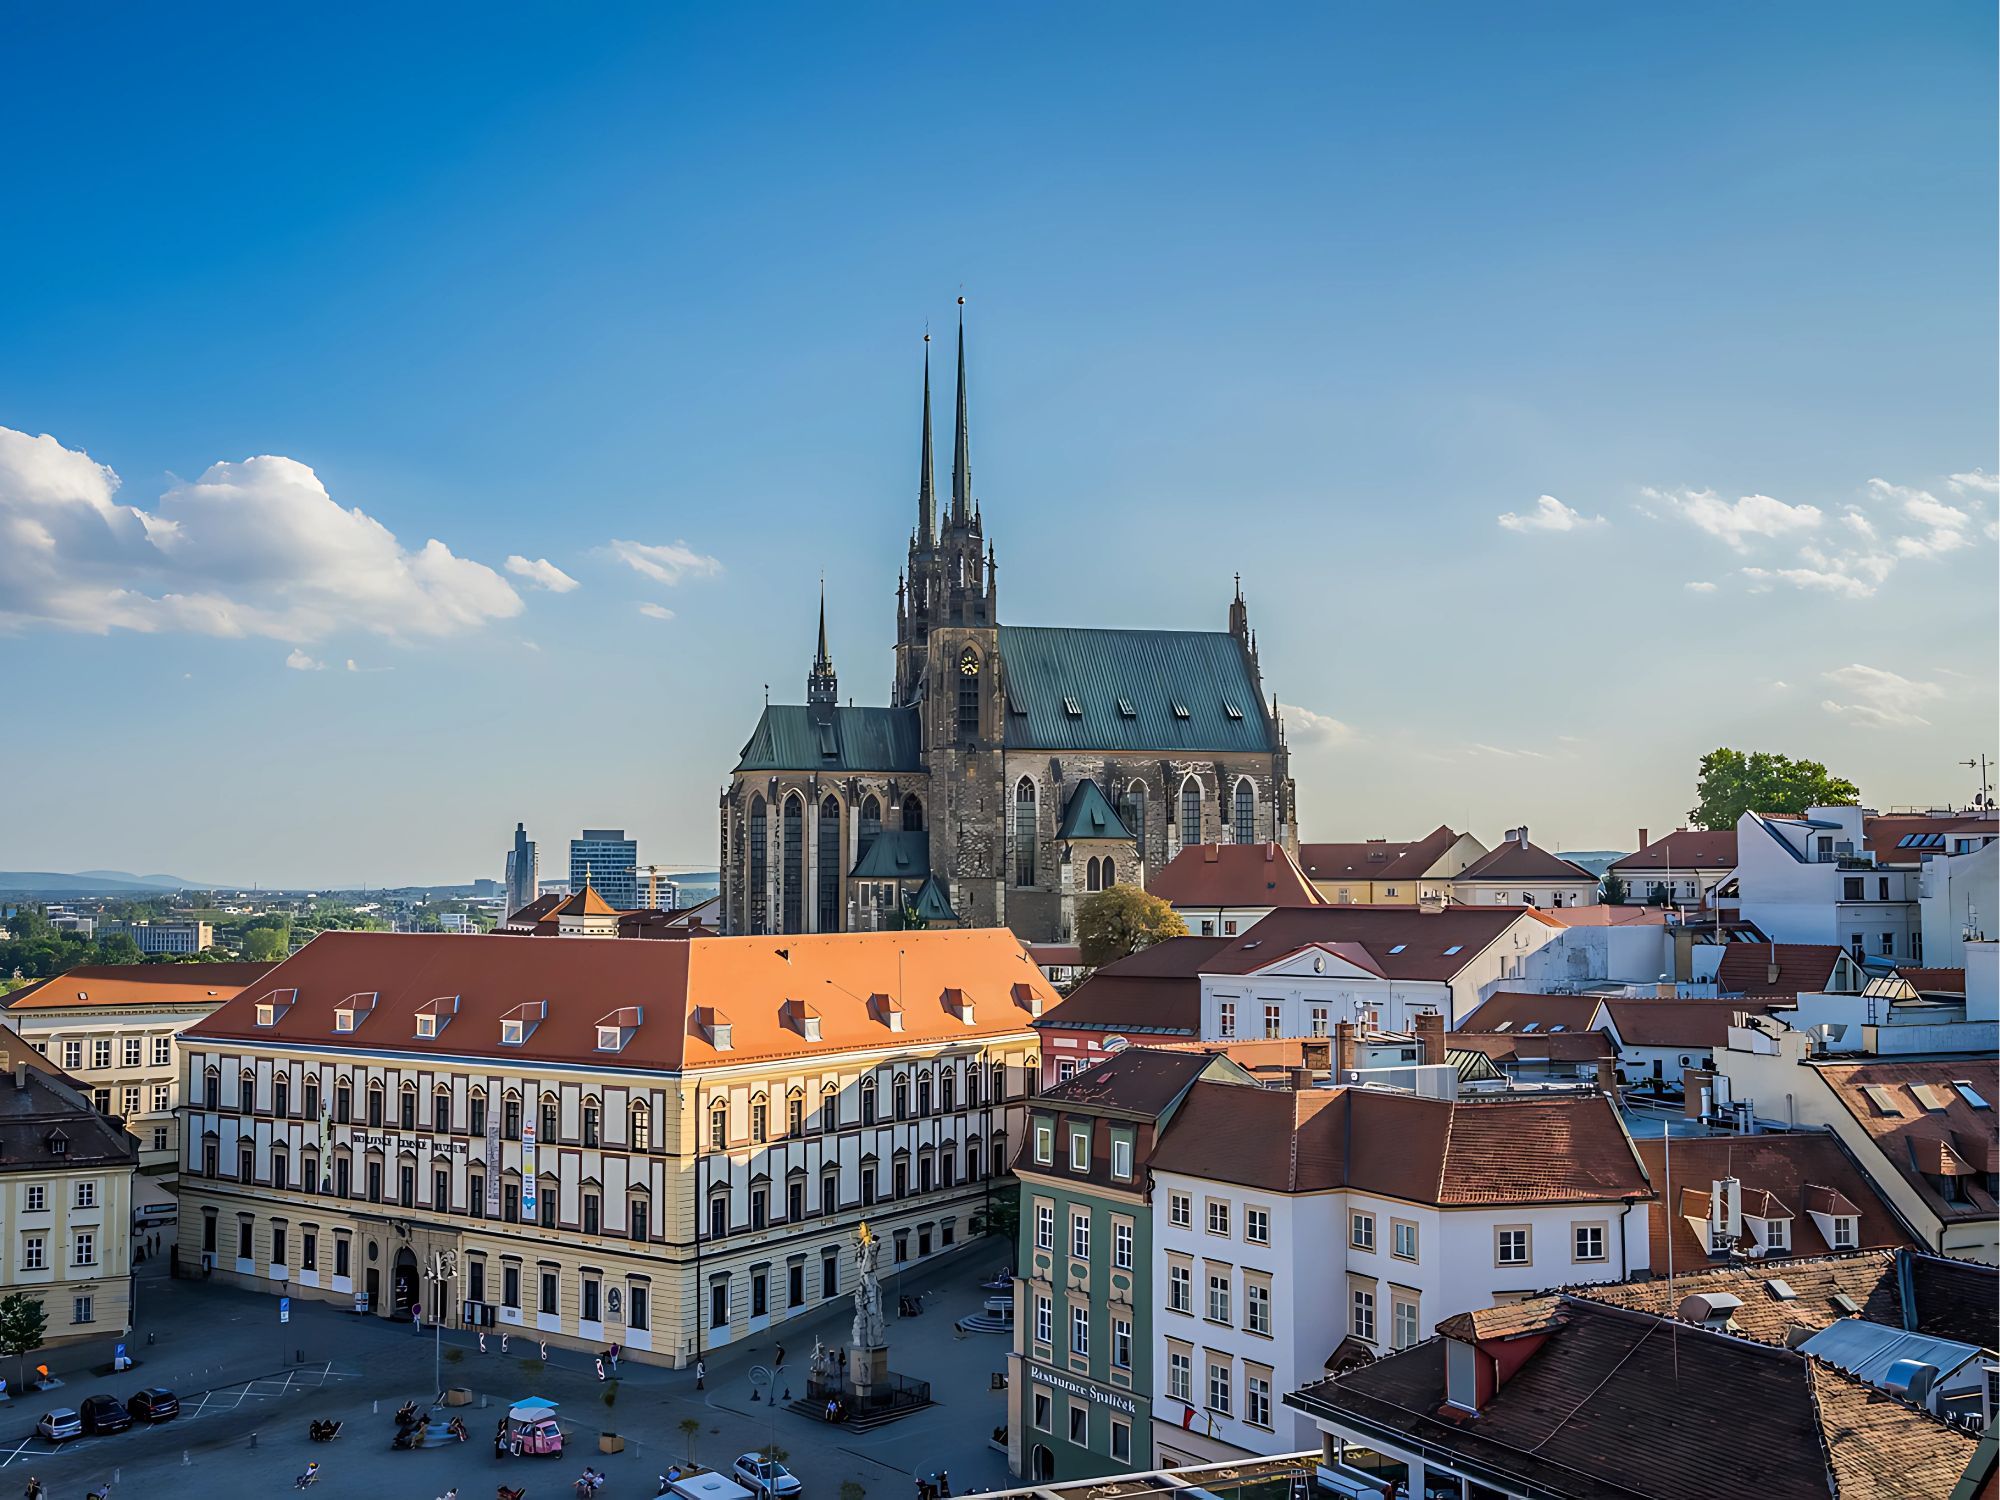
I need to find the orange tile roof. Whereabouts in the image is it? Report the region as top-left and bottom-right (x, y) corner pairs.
(182, 928), (1052, 1073)
(1148, 841), (1326, 909)
(3, 962), (277, 1011)
(1817, 1058), (2000, 1226)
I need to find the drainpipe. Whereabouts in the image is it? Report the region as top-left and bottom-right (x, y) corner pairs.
(693, 1079), (705, 1370)
(1617, 1195), (1642, 1279)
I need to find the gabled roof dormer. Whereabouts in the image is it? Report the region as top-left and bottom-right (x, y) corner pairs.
(595, 1005), (643, 1053)
(333, 991), (378, 1034)
(1012, 981), (1044, 1018)
(414, 994), (460, 1040)
(868, 993), (904, 1032)
(253, 988), (299, 1027)
(693, 1005), (732, 1050)
(779, 998), (821, 1043)
(942, 987), (976, 1025)
(499, 1000), (547, 1047)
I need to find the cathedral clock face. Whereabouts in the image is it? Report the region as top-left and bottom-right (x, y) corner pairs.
(959, 648), (979, 676)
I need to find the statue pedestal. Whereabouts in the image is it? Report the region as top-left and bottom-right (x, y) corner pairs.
(847, 1344), (889, 1401)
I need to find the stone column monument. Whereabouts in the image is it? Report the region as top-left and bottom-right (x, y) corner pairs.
(847, 1221), (889, 1400)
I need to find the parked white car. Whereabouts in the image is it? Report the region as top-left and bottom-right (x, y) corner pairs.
(734, 1453), (803, 1499)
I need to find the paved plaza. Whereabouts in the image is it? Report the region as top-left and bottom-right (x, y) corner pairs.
(0, 1241), (1021, 1500)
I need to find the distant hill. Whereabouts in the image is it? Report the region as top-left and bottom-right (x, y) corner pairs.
(1558, 851), (1629, 878)
(0, 870), (211, 894)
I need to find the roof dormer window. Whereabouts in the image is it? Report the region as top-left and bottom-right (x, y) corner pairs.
(1171, 702), (1191, 720)
(1223, 701), (1243, 721)
(256, 1004), (277, 1027)
(500, 1019), (524, 1046)
(1062, 695), (1081, 717)
(1116, 698), (1135, 718)
(595, 1006), (643, 1053)
(333, 1010), (356, 1034)
(252, 988), (297, 1027)
(332, 991), (376, 1035)
(596, 1025), (620, 1051)
(416, 1015), (439, 1039)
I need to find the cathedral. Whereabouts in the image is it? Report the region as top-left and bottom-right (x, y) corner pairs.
(719, 314), (1298, 943)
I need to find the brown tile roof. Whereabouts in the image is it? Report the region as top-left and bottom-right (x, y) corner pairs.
(1904, 1251), (2000, 1347)
(1205, 906), (1539, 981)
(1457, 991), (1603, 1035)
(1817, 1057), (2000, 1226)
(1435, 1300), (1569, 1343)
(1147, 842), (1325, 909)
(1864, 813), (1999, 859)
(1717, 942), (1849, 997)
(1571, 1251), (1907, 1344)
(1298, 826), (1460, 885)
(1032, 935), (1233, 1036)
(1150, 1084), (1648, 1206)
(1895, 967), (1968, 995)
(1634, 1135), (1917, 1269)
(1600, 997), (1756, 1049)
(1453, 837), (1599, 886)
(1446, 1029), (1614, 1065)
(3, 961), (278, 1011)
(1035, 1047), (1233, 1116)
(1611, 828), (1740, 873)
(184, 927), (1051, 1072)
(1531, 904), (1670, 928)
(1288, 1293), (1975, 1500)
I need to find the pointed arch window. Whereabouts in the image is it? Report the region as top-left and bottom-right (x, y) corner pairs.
(817, 795), (842, 932)
(1233, 779), (1256, 844)
(859, 795), (882, 862)
(1015, 778), (1038, 886)
(629, 1100), (651, 1152)
(781, 794), (805, 934)
(1122, 782), (1146, 851)
(1102, 857), (1117, 888)
(748, 795), (768, 935)
(957, 648), (981, 737)
(1179, 777), (1203, 845)
(901, 793), (924, 833)
(1086, 857), (1101, 893)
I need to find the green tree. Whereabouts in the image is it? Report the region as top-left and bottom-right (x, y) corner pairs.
(978, 1181), (1020, 1245)
(242, 927), (290, 963)
(1075, 885), (1188, 967)
(679, 1416), (702, 1461)
(1601, 870), (1628, 905)
(1690, 748), (1860, 830)
(0, 1291), (48, 1388)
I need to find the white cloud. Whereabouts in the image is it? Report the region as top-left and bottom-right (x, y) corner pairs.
(1820, 663), (1944, 730)
(1464, 742), (1550, 760)
(1840, 508), (1876, 540)
(1643, 486), (1823, 550)
(610, 538), (722, 586)
(0, 425), (524, 641)
(1683, 580), (1718, 593)
(506, 555), (579, 592)
(637, 602), (676, 621)
(1741, 564), (1875, 600)
(285, 649), (324, 671)
(1497, 495), (1605, 534)
(1866, 479), (1976, 559)
(1947, 469), (1999, 495)
(1276, 702), (1355, 747)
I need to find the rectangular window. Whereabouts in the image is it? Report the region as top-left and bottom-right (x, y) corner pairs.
(1263, 1003), (1282, 1039)
(153, 1036), (172, 1066)
(74, 1231), (96, 1267)
(23, 1235), (45, 1270)
(503, 1266), (521, 1309)
(1032, 1390), (1051, 1433)
(1035, 1202), (1054, 1251)
(1169, 1192), (1191, 1229)
(25, 1185), (44, 1212)
(1068, 1403), (1086, 1445)
(1351, 1211), (1375, 1251)
(1113, 1317), (1132, 1369)
(1070, 1304), (1090, 1356)
(75, 1181), (97, 1208)
(302, 1232), (318, 1271)
(1246, 1373), (1271, 1429)
(1034, 1294), (1052, 1346)
(1246, 1281), (1271, 1335)
(1393, 1297), (1420, 1350)
(335, 1238), (351, 1277)
(540, 1271), (558, 1314)
(1217, 1002), (1235, 1038)
(1206, 1271), (1230, 1323)
(1168, 1264), (1191, 1313)
(92, 1038), (112, 1069)
(122, 1036), (140, 1068)
(1392, 1220), (1419, 1261)
(1111, 1138), (1133, 1180)
(1071, 1212), (1090, 1261)
(1069, 1130), (1090, 1171)
(630, 1286), (649, 1330)
(1245, 1207), (1268, 1243)
(1168, 1350), (1192, 1402)
(1309, 1005), (1328, 1036)
(1207, 1361), (1231, 1415)
(1111, 1418), (1131, 1463)
(271, 1225), (287, 1266)
(1574, 1224), (1607, 1262)
(582, 1279), (600, 1323)
(72, 1296), (93, 1326)
(1207, 1200), (1229, 1236)
(1114, 1221), (1133, 1270)
(152, 1083), (170, 1112)
(1497, 1227), (1531, 1265)
(62, 1041), (81, 1071)
(1034, 1124), (1053, 1164)
(1352, 1286), (1376, 1341)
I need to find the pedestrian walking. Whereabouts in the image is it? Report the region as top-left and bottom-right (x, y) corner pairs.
(695, 1358), (706, 1391)
(774, 1342), (785, 1369)
(25, 1475), (46, 1500)
(609, 1342), (621, 1373)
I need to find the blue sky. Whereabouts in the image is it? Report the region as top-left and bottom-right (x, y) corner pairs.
(1, 4), (1993, 887)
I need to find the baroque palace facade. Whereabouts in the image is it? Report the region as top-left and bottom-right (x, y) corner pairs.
(175, 927), (1046, 1366)
(721, 315), (1299, 943)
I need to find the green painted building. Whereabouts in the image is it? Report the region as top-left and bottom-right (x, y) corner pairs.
(1007, 1048), (1259, 1483)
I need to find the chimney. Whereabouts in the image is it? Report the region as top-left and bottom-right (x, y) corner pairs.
(1414, 1012), (1446, 1067)
(1333, 1020), (1357, 1074)
(1638, 828), (1649, 852)
(1594, 1057), (1617, 1093)
(1766, 942), (1780, 988)
(11, 1056), (26, 1091)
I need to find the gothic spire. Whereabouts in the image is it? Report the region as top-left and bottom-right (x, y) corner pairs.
(808, 579), (838, 709)
(917, 334), (935, 549)
(950, 297), (972, 527)
(815, 579), (831, 672)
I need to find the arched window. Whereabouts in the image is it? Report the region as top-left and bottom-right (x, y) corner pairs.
(302, 1075), (320, 1121)
(1102, 857), (1117, 888)
(892, 1074), (909, 1120)
(820, 1082), (839, 1132)
(1233, 779), (1256, 843)
(629, 1101), (651, 1152)
(916, 1070), (933, 1115)
(433, 1085), (453, 1134)
(1086, 856), (1101, 893)
(272, 1074), (290, 1118)
(709, 1103), (728, 1151)
(1121, 782), (1146, 849)
(1014, 778), (1038, 886)
(901, 793), (924, 833)
(202, 1066), (220, 1111)
(1179, 777), (1203, 845)
(859, 796), (882, 862)
(399, 1081), (418, 1129)
(748, 795), (768, 935)
(238, 1070), (255, 1114)
(860, 1078), (878, 1125)
(539, 1092), (559, 1141)
(365, 1080), (385, 1127)
(781, 794), (805, 934)
(957, 647), (981, 737)
(940, 1068), (956, 1112)
(333, 1076), (351, 1123)
(817, 795), (842, 932)
(581, 1095), (601, 1147)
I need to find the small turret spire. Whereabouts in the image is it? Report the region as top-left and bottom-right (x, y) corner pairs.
(808, 579), (838, 710)
(917, 333), (935, 549)
(950, 297), (972, 527)
(815, 578), (831, 671)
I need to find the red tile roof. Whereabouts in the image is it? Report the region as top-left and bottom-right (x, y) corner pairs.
(1530, 904), (1670, 928)
(1893, 967), (1967, 995)
(1716, 942), (1849, 997)
(1457, 991), (1602, 1035)
(1204, 906), (1542, 982)
(1147, 842), (1325, 909)
(2, 962), (277, 1011)
(1864, 812), (1998, 859)
(1634, 1134), (1915, 1268)
(1298, 826), (1461, 885)
(1817, 1057), (2000, 1226)
(183, 927), (1052, 1073)
(1599, 997), (1756, 1049)
(1032, 935), (1233, 1036)
(1611, 828), (1739, 873)
(1453, 837), (1599, 886)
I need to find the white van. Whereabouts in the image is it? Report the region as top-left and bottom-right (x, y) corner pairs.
(671, 1471), (757, 1500)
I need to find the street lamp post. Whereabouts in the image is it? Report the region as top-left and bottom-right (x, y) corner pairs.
(422, 1247), (459, 1397)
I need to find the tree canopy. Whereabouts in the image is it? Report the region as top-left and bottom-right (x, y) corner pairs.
(1076, 885), (1188, 967)
(1690, 748), (1859, 831)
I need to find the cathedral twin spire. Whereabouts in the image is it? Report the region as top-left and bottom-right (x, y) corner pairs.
(915, 302), (977, 546)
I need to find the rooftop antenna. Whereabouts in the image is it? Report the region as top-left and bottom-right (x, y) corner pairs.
(1959, 754), (1993, 810)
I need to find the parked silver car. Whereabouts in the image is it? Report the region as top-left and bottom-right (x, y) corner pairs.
(36, 1408), (83, 1442)
(734, 1453), (803, 1499)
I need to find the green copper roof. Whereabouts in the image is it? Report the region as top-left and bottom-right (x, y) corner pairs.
(909, 874), (959, 923)
(998, 625), (1274, 754)
(1057, 779), (1134, 841)
(851, 830), (929, 880)
(735, 705), (923, 773)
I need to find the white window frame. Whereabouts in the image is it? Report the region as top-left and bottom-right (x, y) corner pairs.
(1034, 1294), (1052, 1346)
(1114, 1220), (1133, 1270)
(1035, 1202), (1054, 1252)
(1169, 1192), (1191, 1228)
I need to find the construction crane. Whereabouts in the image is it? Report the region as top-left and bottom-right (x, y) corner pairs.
(629, 864), (679, 911)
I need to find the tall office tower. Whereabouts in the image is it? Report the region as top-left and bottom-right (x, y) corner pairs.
(569, 829), (639, 910)
(504, 823), (539, 916)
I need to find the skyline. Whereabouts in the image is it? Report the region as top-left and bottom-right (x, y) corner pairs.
(1, 4), (1994, 887)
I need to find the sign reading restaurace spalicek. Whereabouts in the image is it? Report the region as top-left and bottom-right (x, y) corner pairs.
(1029, 1362), (1138, 1414)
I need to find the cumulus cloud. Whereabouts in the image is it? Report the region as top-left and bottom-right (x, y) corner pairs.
(1643, 486), (1822, 550)
(1684, 580), (1718, 593)
(0, 425), (524, 641)
(1865, 478), (1976, 560)
(1497, 495), (1605, 534)
(637, 602), (676, 621)
(1277, 702), (1356, 747)
(1820, 663), (1944, 730)
(611, 538), (722, 586)
(284, 649), (324, 671)
(506, 555), (579, 592)
(1947, 470), (1999, 495)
